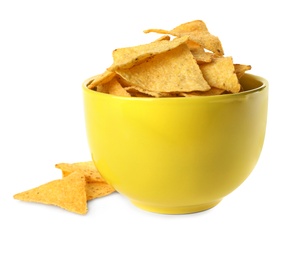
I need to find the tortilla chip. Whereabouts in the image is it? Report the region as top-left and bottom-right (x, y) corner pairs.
(199, 56), (241, 93)
(116, 43), (210, 93)
(55, 161), (116, 201)
(108, 35), (189, 70)
(185, 39), (202, 51)
(55, 161), (103, 182)
(14, 172), (88, 214)
(124, 86), (161, 97)
(152, 35), (171, 42)
(234, 64), (252, 79)
(87, 70), (116, 90)
(191, 46), (214, 64)
(144, 20), (224, 55)
(123, 86), (153, 97)
(125, 86), (175, 97)
(86, 182), (115, 200)
(103, 77), (131, 97)
(180, 87), (226, 97)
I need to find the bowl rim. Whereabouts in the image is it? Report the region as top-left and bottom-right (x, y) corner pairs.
(82, 73), (268, 101)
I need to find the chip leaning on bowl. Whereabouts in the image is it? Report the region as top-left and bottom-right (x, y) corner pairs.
(83, 20), (269, 214)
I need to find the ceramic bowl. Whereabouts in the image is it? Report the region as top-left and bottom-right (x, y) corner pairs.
(82, 73), (268, 214)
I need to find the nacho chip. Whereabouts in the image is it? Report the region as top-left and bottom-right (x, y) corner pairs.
(180, 87), (226, 97)
(124, 86), (175, 97)
(55, 161), (116, 201)
(103, 77), (131, 97)
(116, 43), (210, 93)
(199, 56), (241, 93)
(14, 172), (87, 214)
(108, 35), (189, 71)
(144, 20), (224, 55)
(234, 64), (252, 79)
(86, 182), (115, 200)
(125, 86), (161, 97)
(55, 161), (103, 182)
(123, 86), (153, 97)
(152, 35), (171, 42)
(185, 39), (202, 51)
(87, 70), (116, 90)
(191, 46), (214, 64)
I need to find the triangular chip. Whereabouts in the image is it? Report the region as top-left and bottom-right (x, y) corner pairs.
(190, 46), (214, 64)
(102, 77), (131, 97)
(86, 182), (115, 200)
(199, 56), (241, 93)
(109, 35), (189, 70)
(116, 43), (210, 93)
(152, 35), (171, 42)
(180, 87), (226, 97)
(14, 172), (88, 214)
(55, 161), (116, 201)
(234, 64), (252, 79)
(144, 20), (224, 55)
(87, 70), (116, 90)
(55, 161), (103, 182)
(124, 86), (175, 97)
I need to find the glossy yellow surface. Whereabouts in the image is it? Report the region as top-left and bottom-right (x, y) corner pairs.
(83, 74), (268, 214)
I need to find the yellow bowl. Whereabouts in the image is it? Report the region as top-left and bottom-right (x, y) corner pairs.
(82, 74), (268, 214)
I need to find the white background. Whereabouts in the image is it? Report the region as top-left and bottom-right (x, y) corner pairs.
(1, 0), (297, 259)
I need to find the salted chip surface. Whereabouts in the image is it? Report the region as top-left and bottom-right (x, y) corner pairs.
(125, 86), (175, 97)
(87, 70), (116, 90)
(102, 77), (131, 97)
(116, 43), (210, 93)
(144, 20), (224, 55)
(180, 87), (226, 97)
(109, 35), (189, 70)
(55, 161), (103, 182)
(14, 172), (87, 215)
(191, 46), (214, 64)
(55, 161), (116, 201)
(199, 56), (241, 93)
(152, 35), (171, 42)
(234, 64), (252, 79)
(86, 182), (115, 200)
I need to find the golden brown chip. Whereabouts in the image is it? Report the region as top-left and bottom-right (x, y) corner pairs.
(199, 56), (241, 93)
(115, 74), (132, 88)
(87, 70), (116, 90)
(124, 86), (175, 97)
(103, 77), (131, 97)
(55, 161), (116, 200)
(116, 43), (210, 93)
(14, 172), (88, 215)
(180, 87), (226, 97)
(144, 20), (224, 55)
(190, 46), (214, 64)
(152, 35), (171, 42)
(86, 182), (115, 200)
(123, 86), (153, 97)
(108, 35), (189, 71)
(185, 39), (201, 51)
(124, 86), (161, 97)
(55, 161), (103, 182)
(234, 64), (252, 79)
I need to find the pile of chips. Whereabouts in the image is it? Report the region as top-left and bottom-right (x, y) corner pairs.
(87, 20), (251, 97)
(13, 162), (115, 214)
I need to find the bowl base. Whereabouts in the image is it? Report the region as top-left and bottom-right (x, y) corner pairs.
(130, 199), (222, 214)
